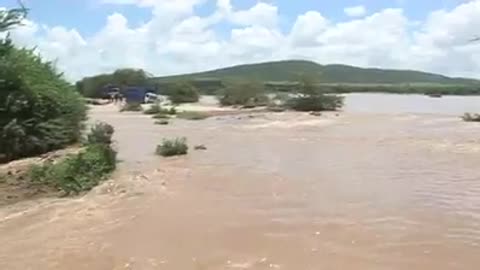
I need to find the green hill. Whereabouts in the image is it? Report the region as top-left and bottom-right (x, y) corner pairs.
(154, 60), (479, 85)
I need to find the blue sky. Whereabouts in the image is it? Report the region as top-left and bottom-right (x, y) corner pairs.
(3, 0), (480, 79)
(3, 0), (465, 36)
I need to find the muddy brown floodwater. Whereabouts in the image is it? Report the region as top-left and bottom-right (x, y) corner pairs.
(1, 100), (480, 269)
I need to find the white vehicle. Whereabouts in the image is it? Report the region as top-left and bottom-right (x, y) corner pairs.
(144, 93), (160, 104)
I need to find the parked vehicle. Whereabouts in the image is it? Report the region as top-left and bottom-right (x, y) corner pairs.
(145, 92), (160, 103)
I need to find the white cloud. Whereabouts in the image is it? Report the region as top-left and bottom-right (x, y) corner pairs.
(344, 5), (367, 17)
(4, 0), (480, 81)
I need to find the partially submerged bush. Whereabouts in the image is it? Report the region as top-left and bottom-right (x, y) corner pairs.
(143, 102), (162, 115)
(156, 138), (188, 157)
(1, 9), (87, 162)
(287, 94), (344, 111)
(177, 111), (210, 120)
(218, 81), (269, 107)
(167, 81), (200, 104)
(287, 76), (344, 111)
(86, 122), (114, 145)
(155, 120), (169, 125)
(462, 113), (480, 122)
(152, 113), (170, 119)
(120, 102), (143, 112)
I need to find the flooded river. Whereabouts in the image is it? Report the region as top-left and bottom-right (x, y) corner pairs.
(1, 94), (480, 269)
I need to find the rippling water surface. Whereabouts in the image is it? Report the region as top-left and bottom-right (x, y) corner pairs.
(1, 94), (480, 269)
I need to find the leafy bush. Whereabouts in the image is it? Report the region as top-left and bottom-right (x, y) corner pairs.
(287, 94), (344, 111)
(146, 103), (176, 116)
(76, 68), (150, 98)
(167, 81), (200, 104)
(287, 76), (344, 111)
(177, 111), (210, 120)
(218, 81), (269, 107)
(28, 123), (117, 195)
(0, 8), (87, 163)
(462, 113), (480, 122)
(87, 122), (114, 145)
(156, 138), (188, 157)
(155, 120), (169, 125)
(29, 144), (117, 194)
(120, 102), (143, 112)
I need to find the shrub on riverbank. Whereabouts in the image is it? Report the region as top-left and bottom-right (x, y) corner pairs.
(462, 113), (480, 122)
(86, 122), (115, 145)
(156, 138), (188, 157)
(167, 81), (200, 104)
(0, 7), (87, 163)
(28, 122), (117, 195)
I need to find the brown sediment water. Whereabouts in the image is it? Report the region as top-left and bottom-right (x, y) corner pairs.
(1, 98), (480, 269)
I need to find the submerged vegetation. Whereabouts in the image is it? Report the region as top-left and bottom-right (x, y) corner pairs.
(176, 111), (210, 120)
(462, 113), (480, 122)
(286, 76), (344, 111)
(0, 6), (87, 163)
(155, 119), (170, 125)
(156, 138), (188, 157)
(120, 103), (143, 112)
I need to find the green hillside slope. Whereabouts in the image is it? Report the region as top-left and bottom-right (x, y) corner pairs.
(154, 60), (479, 85)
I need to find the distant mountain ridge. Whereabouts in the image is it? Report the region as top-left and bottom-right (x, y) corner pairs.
(154, 60), (479, 85)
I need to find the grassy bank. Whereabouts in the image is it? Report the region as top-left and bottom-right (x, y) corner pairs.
(0, 122), (118, 203)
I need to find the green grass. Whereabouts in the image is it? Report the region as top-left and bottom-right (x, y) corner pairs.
(156, 138), (188, 157)
(28, 143), (117, 195)
(177, 111), (210, 120)
(27, 122), (117, 195)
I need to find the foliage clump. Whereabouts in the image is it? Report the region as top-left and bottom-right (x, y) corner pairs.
(156, 138), (188, 157)
(28, 122), (117, 195)
(0, 6), (87, 163)
(217, 81), (269, 107)
(462, 113), (480, 122)
(287, 76), (344, 111)
(167, 81), (200, 104)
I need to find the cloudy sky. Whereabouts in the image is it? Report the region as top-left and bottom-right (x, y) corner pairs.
(2, 0), (480, 81)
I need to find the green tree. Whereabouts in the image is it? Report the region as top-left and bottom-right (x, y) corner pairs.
(287, 76), (344, 111)
(167, 81), (200, 104)
(0, 5), (87, 162)
(0, 3), (27, 32)
(76, 68), (150, 98)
